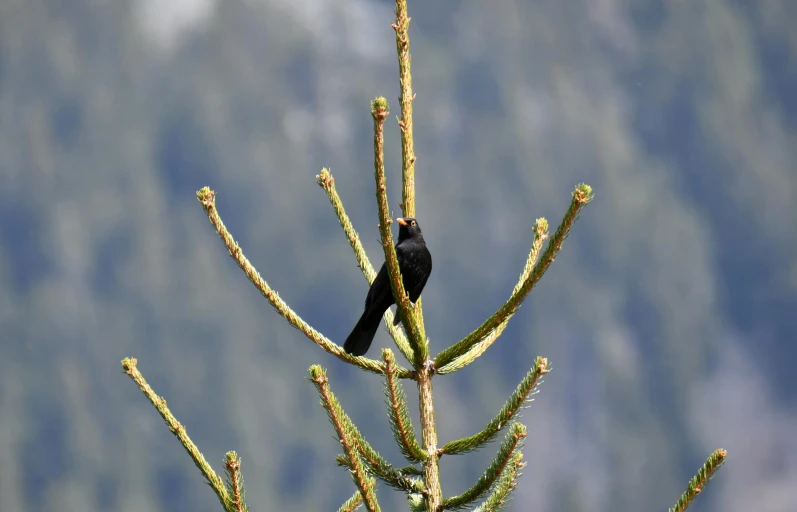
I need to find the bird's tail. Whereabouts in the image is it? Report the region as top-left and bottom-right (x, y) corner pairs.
(343, 308), (383, 356)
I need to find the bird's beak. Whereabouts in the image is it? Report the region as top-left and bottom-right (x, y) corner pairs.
(396, 218), (408, 226)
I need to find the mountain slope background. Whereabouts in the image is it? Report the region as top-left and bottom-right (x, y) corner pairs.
(0, 1), (795, 511)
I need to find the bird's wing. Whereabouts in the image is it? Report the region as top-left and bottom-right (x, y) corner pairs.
(408, 246), (432, 302)
(364, 262), (394, 316)
(395, 239), (410, 263)
(409, 274), (430, 302)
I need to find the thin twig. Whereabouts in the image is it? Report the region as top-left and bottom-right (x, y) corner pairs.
(383, 349), (427, 462)
(335, 454), (423, 494)
(121, 358), (230, 509)
(224, 452), (248, 512)
(338, 490), (365, 512)
(669, 449), (727, 512)
(310, 366), (381, 512)
(472, 452), (525, 512)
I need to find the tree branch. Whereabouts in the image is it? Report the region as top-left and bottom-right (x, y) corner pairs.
(224, 452), (248, 512)
(383, 349), (427, 462)
(371, 98), (428, 365)
(121, 358), (230, 509)
(316, 168), (415, 362)
(472, 452), (525, 512)
(392, 0), (417, 219)
(439, 358), (548, 456)
(669, 448), (727, 512)
(332, 397), (425, 494)
(416, 364), (441, 509)
(337, 490), (365, 512)
(436, 218), (548, 374)
(309, 365), (381, 512)
(389, 4), (441, 509)
(335, 454), (423, 495)
(435, 184), (593, 369)
(196, 186), (412, 379)
(442, 423), (526, 510)
(308, 360), (423, 493)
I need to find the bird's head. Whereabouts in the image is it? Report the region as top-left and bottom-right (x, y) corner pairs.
(396, 217), (423, 240)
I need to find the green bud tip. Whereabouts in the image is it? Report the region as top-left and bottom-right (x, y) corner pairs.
(308, 365), (326, 380)
(573, 183), (594, 203)
(371, 96), (389, 114)
(316, 168), (333, 188)
(196, 186), (215, 205)
(510, 422), (527, 436)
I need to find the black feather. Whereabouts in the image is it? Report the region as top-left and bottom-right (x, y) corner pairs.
(343, 218), (432, 356)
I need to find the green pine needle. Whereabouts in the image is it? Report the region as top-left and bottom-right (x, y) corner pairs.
(669, 449), (727, 512)
(338, 490), (365, 512)
(397, 465), (424, 476)
(440, 358), (548, 456)
(383, 349), (427, 462)
(325, 356), (424, 494)
(472, 451), (525, 512)
(309, 366), (381, 512)
(223, 451), (248, 512)
(336, 452), (425, 494)
(442, 423), (527, 510)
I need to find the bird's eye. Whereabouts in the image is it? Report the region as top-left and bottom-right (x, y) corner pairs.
(411, 220), (416, 226)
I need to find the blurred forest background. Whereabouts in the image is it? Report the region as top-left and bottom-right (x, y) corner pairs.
(0, 0), (795, 511)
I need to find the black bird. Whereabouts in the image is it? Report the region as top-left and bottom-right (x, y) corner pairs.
(344, 217), (432, 356)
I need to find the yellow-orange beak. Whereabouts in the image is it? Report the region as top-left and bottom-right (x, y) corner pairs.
(396, 217), (408, 226)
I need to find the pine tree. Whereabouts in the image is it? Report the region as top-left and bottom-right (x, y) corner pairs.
(121, 1), (726, 510)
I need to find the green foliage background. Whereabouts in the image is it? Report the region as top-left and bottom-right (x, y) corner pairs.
(0, 1), (795, 511)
